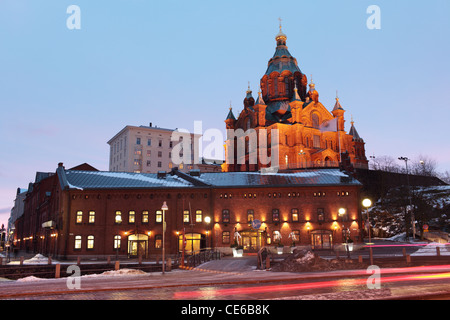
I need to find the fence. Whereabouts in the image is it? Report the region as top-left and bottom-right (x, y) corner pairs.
(184, 248), (222, 268)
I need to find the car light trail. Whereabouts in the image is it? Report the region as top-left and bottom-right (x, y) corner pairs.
(364, 243), (450, 248)
(173, 270), (450, 299)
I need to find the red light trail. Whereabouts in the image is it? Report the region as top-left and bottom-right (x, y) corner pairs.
(173, 267), (450, 299)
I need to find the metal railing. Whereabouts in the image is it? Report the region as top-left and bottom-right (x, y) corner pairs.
(184, 248), (221, 268)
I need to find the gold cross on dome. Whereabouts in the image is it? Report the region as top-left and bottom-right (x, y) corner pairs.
(278, 17), (282, 31)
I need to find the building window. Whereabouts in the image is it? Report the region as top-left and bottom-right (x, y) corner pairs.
(222, 209), (230, 223)
(247, 209), (254, 223)
(87, 235), (94, 250)
(147, 139), (151, 146)
(291, 208), (299, 222)
(183, 210), (190, 223)
(156, 210), (163, 223)
(222, 231), (230, 244)
(128, 211), (136, 224)
(290, 230), (300, 242)
(115, 211), (122, 224)
(147, 160), (151, 167)
(157, 161), (162, 168)
(158, 151), (162, 158)
(136, 137), (141, 145)
(88, 211), (95, 224)
(142, 211), (149, 223)
(195, 210), (203, 223)
(312, 113), (320, 129)
(114, 235), (121, 249)
(317, 208), (325, 222)
(74, 235), (82, 250)
(338, 208), (349, 222)
(313, 135), (321, 148)
(272, 209), (280, 222)
(158, 140), (162, 147)
(76, 211), (83, 224)
(155, 235), (162, 248)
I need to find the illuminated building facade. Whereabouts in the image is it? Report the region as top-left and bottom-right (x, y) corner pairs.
(13, 163), (362, 258)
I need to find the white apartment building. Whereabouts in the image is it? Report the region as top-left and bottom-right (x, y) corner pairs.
(108, 123), (204, 173)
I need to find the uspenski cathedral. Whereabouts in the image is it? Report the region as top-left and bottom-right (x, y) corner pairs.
(223, 23), (368, 173)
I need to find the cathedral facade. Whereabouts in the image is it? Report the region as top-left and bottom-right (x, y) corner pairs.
(224, 26), (368, 172)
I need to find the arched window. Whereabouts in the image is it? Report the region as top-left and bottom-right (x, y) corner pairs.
(312, 113), (320, 129)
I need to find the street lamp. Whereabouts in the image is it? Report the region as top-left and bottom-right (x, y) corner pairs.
(362, 198), (372, 244)
(204, 216), (211, 249)
(161, 201), (168, 275)
(398, 156), (415, 240)
(338, 208), (351, 258)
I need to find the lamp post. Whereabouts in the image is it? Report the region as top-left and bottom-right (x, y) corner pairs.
(161, 201), (168, 275)
(338, 208), (351, 258)
(398, 156), (415, 240)
(362, 198), (373, 265)
(362, 198), (372, 244)
(204, 216), (211, 249)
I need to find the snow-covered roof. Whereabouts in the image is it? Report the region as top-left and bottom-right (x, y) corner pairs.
(58, 168), (361, 191)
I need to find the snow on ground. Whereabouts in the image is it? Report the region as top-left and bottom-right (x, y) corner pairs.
(411, 242), (450, 256)
(7, 254), (59, 265)
(16, 268), (148, 282)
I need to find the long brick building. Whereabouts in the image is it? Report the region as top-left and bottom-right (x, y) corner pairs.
(13, 163), (363, 259)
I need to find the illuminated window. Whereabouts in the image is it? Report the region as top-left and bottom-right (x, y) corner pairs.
(128, 211), (135, 224)
(222, 231), (230, 244)
(291, 208), (299, 222)
(155, 235), (162, 248)
(76, 211), (82, 224)
(291, 230), (300, 242)
(88, 211), (95, 224)
(195, 210), (203, 223)
(74, 235), (82, 249)
(156, 210), (163, 223)
(142, 211), (149, 223)
(183, 210), (190, 223)
(114, 235), (121, 249)
(247, 209), (254, 223)
(115, 211), (122, 224)
(87, 235), (94, 249)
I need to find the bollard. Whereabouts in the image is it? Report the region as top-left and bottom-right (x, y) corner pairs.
(167, 258), (172, 271)
(107, 256), (111, 264)
(55, 264), (61, 278)
(402, 248), (406, 257)
(115, 260), (120, 271)
(77, 256), (81, 266)
(436, 247), (441, 257)
(358, 255), (363, 263)
(48, 256), (52, 265)
(0, 257), (2, 266)
(335, 250), (340, 259)
(406, 254), (411, 264)
(20, 256), (24, 266)
(156, 257), (160, 265)
(369, 247), (374, 265)
(266, 256), (270, 269)
(139, 255), (142, 265)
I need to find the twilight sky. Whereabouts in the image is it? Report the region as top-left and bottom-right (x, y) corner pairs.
(0, 0), (449, 227)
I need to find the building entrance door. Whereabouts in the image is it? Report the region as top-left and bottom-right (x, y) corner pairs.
(240, 230), (262, 252)
(128, 234), (148, 258)
(311, 230), (333, 250)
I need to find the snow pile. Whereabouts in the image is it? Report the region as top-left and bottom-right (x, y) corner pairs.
(271, 249), (368, 273)
(15, 254), (59, 265)
(91, 268), (147, 277)
(16, 276), (48, 282)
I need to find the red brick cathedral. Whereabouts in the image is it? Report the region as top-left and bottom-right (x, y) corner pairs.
(224, 25), (368, 172)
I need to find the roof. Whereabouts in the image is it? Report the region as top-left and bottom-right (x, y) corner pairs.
(225, 108), (236, 121)
(58, 168), (361, 191)
(349, 124), (362, 141)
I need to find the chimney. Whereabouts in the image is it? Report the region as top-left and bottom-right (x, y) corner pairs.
(149, 122), (152, 127)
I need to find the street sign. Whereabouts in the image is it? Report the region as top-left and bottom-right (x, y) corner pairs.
(252, 219), (262, 229)
(423, 224), (429, 230)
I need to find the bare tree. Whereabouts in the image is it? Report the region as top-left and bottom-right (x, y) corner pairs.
(370, 155), (401, 173)
(410, 155), (438, 177)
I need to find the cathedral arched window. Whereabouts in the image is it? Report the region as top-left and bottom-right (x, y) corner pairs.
(312, 113), (320, 129)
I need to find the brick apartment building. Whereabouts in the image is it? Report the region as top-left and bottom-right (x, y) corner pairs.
(12, 163), (363, 260)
